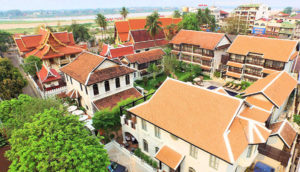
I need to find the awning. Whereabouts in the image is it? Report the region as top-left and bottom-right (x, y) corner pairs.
(155, 146), (184, 170)
(201, 65), (211, 71)
(226, 71), (242, 79)
(262, 68), (277, 74)
(227, 61), (244, 68)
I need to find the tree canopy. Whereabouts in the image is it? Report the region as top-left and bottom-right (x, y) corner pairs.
(145, 11), (162, 38)
(173, 10), (181, 18)
(283, 7), (292, 14)
(67, 24), (91, 43)
(0, 95), (110, 171)
(0, 58), (27, 100)
(120, 7), (129, 20)
(178, 13), (200, 31)
(221, 17), (248, 34)
(95, 13), (108, 39)
(22, 55), (42, 76)
(0, 30), (12, 57)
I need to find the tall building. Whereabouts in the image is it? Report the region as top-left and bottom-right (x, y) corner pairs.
(233, 4), (270, 32)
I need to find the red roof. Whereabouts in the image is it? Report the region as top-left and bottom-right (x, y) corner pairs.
(109, 46), (134, 59)
(37, 65), (61, 83)
(100, 44), (109, 56)
(220, 10), (229, 15)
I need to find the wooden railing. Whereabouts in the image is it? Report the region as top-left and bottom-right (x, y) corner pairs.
(258, 144), (291, 167)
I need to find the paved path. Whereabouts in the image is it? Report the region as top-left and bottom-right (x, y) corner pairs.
(5, 51), (40, 98)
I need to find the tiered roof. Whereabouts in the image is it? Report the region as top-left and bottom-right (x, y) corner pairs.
(37, 65), (61, 83)
(115, 18), (182, 42)
(14, 28), (85, 59)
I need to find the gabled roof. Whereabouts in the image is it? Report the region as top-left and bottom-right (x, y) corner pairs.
(124, 49), (165, 64)
(170, 30), (228, 50)
(100, 44), (134, 59)
(239, 106), (271, 123)
(243, 71), (297, 108)
(37, 65), (61, 83)
(129, 78), (243, 163)
(155, 146), (184, 170)
(130, 29), (165, 43)
(227, 35), (298, 62)
(270, 120), (297, 148)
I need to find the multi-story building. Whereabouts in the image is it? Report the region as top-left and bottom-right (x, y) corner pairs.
(294, 22), (300, 40)
(170, 30), (231, 75)
(225, 35), (299, 82)
(252, 18), (269, 35)
(120, 71), (297, 172)
(279, 22), (296, 39)
(14, 27), (86, 72)
(121, 49), (165, 80)
(60, 52), (142, 115)
(265, 19), (282, 36)
(233, 4), (270, 32)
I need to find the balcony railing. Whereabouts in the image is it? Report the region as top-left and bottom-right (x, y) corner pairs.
(182, 56), (192, 61)
(244, 71), (262, 77)
(229, 58), (244, 63)
(264, 65), (284, 71)
(228, 68), (242, 74)
(258, 144), (291, 167)
(245, 60), (264, 66)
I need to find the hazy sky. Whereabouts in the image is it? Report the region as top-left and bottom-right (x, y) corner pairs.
(0, 0), (298, 11)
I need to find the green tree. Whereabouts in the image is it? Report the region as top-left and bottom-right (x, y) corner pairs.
(178, 13), (200, 31)
(0, 30), (12, 57)
(196, 8), (216, 32)
(120, 7), (129, 20)
(221, 17), (248, 34)
(67, 24), (91, 43)
(95, 13), (108, 40)
(283, 7), (292, 14)
(173, 10), (181, 18)
(162, 48), (177, 78)
(0, 58), (27, 100)
(147, 63), (159, 80)
(22, 55), (42, 76)
(93, 108), (117, 134)
(165, 24), (178, 40)
(6, 108), (110, 171)
(145, 11), (162, 38)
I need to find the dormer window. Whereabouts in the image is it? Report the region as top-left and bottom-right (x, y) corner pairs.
(105, 81), (110, 92)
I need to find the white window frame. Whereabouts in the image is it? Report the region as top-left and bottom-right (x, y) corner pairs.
(189, 144), (198, 159)
(209, 155), (219, 170)
(141, 119), (147, 131)
(154, 126), (160, 138)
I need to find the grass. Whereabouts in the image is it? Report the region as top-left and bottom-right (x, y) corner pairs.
(135, 74), (167, 91)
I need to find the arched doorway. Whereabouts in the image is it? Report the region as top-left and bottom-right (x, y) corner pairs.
(124, 132), (139, 153)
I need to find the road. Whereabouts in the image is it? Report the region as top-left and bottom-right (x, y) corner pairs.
(5, 51), (40, 98)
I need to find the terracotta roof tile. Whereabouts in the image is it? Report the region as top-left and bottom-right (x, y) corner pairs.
(240, 106), (271, 123)
(227, 61), (244, 68)
(270, 120), (297, 148)
(290, 51), (299, 61)
(87, 66), (136, 85)
(227, 35), (298, 62)
(129, 78), (242, 162)
(245, 97), (274, 112)
(125, 49), (164, 64)
(262, 68), (277, 74)
(100, 44), (109, 56)
(37, 65), (61, 83)
(155, 146), (183, 169)
(14, 39), (30, 52)
(118, 33), (129, 42)
(60, 52), (105, 84)
(53, 32), (70, 43)
(109, 46), (134, 59)
(128, 19), (147, 30)
(20, 35), (42, 48)
(134, 41), (156, 50)
(130, 29), (165, 42)
(226, 71), (242, 78)
(93, 88), (142, 110)
(170, 30), (225, 50)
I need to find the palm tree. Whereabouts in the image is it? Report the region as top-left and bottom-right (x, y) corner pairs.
(145, 11), (162, 38)
(173, 10), (181, 18)
(95, 13), (107, 39)
(120, 7), (129, 20)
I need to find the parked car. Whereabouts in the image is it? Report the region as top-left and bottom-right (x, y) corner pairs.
(107, 161), (128, 172)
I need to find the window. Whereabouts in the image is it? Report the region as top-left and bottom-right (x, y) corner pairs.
(142, 119), (147, 131)
(247, 145), (254, 158)
(189, 167), (196, 172)
(155, 147), (159, 153)
(85, 86), (88, 95)
(105, 80), (110, 92)
(93, 84), (99, 95)
(209, 155), (219, 170)
(71, 54), (76, 58)
(70, 77), (73, 84)
(85, 105), (89, 110)
(125, 75), (130, 85)
(133, 63), (136, 68)
(189, 144), (198, 159)
(136, 50), (141, 53)
(61, 56), (66, 60)
(154, 126), (160, 138)
(115, 78), (120, 88)
(143, 139), (148, 152)
(134, 72), (136, 78)
(80, 83), (83, 91)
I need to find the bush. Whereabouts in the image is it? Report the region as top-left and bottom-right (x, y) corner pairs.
(294, 115), (300, 126)
(152, 160), (158, 168)
(181, 73), (194, 82)
(0, 134), (7, 148)
(214, 71), (221, 78)
(110, 133), (115, 140)
(143, 77), (148, 86)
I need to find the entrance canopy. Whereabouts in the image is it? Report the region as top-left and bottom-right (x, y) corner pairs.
(155, 145), (184, 170)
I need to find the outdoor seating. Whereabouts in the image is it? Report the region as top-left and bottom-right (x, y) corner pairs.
(227, 83), (232, 88)
(224, 82), (229, 87)
(235, 86), (242, 91)
(231, 84), (236, 89)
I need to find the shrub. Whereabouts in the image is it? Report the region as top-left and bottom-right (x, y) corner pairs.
(294, 115), (300, 126)
(0, 134), (7, 148)
(134, 148), (141, 157)
(181, 73), (194, 82)
(142, 77), (148, 85)
(110, 133), (115, 140)
(214, 71), (221, 78)
(152, 160), (158, 168)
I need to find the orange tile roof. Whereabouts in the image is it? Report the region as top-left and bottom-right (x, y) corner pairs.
(37, 65), (61, 83)
(227, 35), (298, 62)
(240, 106), (271, 123)
(129, 78), (242, 162)
(226, 71), (242, 78)
(290, 51), (299, 61)
(262, 68), (277, 74)
(170, 30), (226, 50)
(215, 87), (229, 95)
(128, 19), (147, 30)
(155, 146), (183, 170)
(270, 120), (297, 148)
(60, 52), (105, 84)
(245, 97), (274, 112)
(109, 46), (134, 59)
(20, 35), (42, 48)
(243, 71), (297, 107)
(14, 39), (30, 52)
(125, 48), (165, 64)
(227, 61), (244, 68)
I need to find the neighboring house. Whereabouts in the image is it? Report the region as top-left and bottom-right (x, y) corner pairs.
(265, 19), (282, 36)
(14, 27), (86, 72)
(169, 30), (231, 75)
(252, 18), (270, 35)
(128, 29), (168, 53)
(286, 14), (300, 24)
(121, 78), (272, 172)
(120, 72), (297, 172)
(100, 44), (135, 59)
(60, 51), (142, 115)
(35, 65), (67, 98)
(293, 22), (300, 40)
(121, 49), (165, 79)
(225, 35), (299, 82)
(242, 71), (297, 123)
(114, 18), (182, 44)
(233, 4), (270, 32)
(279, 22), (296, 39)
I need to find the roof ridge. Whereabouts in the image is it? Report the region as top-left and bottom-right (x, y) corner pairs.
(237, 35), (298, 43)
(261, 71), (284, 93)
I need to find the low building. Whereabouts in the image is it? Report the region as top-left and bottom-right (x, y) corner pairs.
(225, 35), (299, 82)
(265, 19), (282, 36)
(279, 22), (295, 39)
(287, 14), (300, 24)
(121, 71), (297, 172)
(128, 29), (168, 53)
(60, 51), (142, 115)
(14, 27), (86, 72)
(294, 22), (300, 40)
(252, 18), (270, 35)
(121, 49), (165, 79)
(170, 30), (231, 75)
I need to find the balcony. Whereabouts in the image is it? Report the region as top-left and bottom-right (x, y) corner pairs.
(264, 65), (284, 71)
(182, 55), (192, 62)
(245, 60), (264, 67)
(228, 68), (242, 74)
(258, 144), (291, 167)
(229, 58), (244, 63)
(193, 57), (201, 64)
(244, 71), (262, 77)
